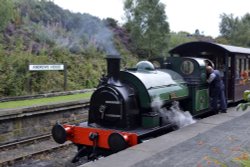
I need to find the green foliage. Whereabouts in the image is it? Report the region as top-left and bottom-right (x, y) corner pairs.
(168, 32), (197, 50)
(0, 0), (14, 31)
(236, 90), (250, 111)
(0, 43), (136, 97)
(0, 0), (138, 97)
(0, 49), (107, 97)
(219, 13), (250, 47)
(214, 36), (230, 44)
(104, 18), (118, 28)
(124, 0), (170, 58)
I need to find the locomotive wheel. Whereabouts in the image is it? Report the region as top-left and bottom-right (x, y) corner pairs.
(72, 146), (92, 163)
(171, 124), (179, 130)
(108, 132), (128, 152)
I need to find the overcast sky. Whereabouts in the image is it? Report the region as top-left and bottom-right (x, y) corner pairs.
(53, 0), (250, 37)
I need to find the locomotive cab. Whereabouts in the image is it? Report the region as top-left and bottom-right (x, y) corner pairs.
(166, 57), (211, 115)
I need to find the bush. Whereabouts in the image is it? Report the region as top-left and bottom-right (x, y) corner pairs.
(236, 90), (250, 111)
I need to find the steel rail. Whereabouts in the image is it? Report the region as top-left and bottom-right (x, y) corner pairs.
(0, 134), (52, 151)
(0, 134), (73, 166)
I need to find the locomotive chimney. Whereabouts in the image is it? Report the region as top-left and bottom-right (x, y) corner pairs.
(106, 55), (121, 84)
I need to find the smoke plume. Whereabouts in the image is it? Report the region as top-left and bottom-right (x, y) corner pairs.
(35, 14), (119, 55)
(151, 97), (196, 128)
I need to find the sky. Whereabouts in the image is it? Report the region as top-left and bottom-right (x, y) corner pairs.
(53, 0), (250, 37)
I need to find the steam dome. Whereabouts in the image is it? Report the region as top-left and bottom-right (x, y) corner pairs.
(136, 61), (155, 71)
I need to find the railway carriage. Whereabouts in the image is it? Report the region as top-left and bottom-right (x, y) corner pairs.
(169, 41), (250, 102)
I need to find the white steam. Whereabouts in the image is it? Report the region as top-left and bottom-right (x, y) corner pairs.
(34, 15), (119, 55)
(151, 97), (196, 128)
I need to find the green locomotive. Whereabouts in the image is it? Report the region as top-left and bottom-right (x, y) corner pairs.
(52, 56), (212, 162)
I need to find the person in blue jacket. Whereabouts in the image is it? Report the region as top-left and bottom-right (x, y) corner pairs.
(206, 66), (227, 114)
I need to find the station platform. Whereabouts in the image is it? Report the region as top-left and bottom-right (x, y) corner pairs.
(81, 106), (250, 167)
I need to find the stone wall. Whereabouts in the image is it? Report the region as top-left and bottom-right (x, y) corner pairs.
(0, 100), (89, 145)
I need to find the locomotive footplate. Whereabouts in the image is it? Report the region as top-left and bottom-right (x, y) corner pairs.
(84, 122), (174, 141)
(52, 122), (175, 162)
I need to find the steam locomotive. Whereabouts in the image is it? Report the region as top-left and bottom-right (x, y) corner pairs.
(52, 55), (213, 162)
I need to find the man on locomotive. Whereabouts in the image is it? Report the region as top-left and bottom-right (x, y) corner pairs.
(206, 66), (227, 114)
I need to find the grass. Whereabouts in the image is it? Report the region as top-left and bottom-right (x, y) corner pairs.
(0, 92), (92, 109)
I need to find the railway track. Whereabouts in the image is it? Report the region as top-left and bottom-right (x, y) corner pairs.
(0, 100), (91, 166)
(0, 99), (90, 146)
(0, 134), (52, 151)
(0, 134), (73, 166)
(0, 92), (92, 166)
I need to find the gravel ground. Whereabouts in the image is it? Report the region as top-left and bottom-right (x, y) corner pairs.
(5, 144), (89, 167)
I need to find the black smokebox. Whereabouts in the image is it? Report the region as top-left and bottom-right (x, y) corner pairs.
(106, 55), (121, 83)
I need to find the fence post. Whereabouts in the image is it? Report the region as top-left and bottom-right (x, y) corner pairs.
(64, 63), (67, 91)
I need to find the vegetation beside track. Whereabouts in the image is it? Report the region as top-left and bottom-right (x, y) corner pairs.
(0, 92), (92, 109)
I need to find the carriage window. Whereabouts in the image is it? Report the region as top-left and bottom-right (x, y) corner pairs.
(249, 59), (250, 76)
(240, 59), (243, 72)
(237, 58), (248, 80)
(243, 58), (249, 80)
(244, 59), (247, 70)
(247, 59), (249, 71)
(236, 59), (240, 79)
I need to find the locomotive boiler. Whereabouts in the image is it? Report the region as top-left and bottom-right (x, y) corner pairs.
(52, 55), (211, 162)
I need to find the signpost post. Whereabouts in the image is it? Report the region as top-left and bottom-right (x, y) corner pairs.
(28, 64), (67, 92)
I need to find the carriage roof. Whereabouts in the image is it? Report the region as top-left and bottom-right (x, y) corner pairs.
(169, 41), (250, 55)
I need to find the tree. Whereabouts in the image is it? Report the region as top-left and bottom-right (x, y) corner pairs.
(219, 13), (250, 47)
(104, 18), (118, 28)
(124, 0), (170, 58)
(0, 0), (140, 96)
(0, 0), (14, 31)
(168, 31), (196, 50)
(214, 36), (229, 44)
(219, 13), (239, 40)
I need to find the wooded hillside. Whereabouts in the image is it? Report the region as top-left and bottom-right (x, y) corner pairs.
(2, 0), (245, 97)
(0, 0), (137, 96)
